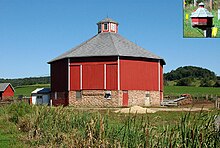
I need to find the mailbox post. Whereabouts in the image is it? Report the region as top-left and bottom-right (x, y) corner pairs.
(190, 2), (214, 38)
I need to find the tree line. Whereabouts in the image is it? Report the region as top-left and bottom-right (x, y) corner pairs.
(164, 66), (220, 87)
(0, 76), (50, 87)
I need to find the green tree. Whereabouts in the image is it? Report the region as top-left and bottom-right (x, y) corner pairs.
(200, 78), (213, 87)
(176, 77), (194, 86)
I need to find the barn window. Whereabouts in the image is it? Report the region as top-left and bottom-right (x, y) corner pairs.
(76, 91), (82, 100)
(104, 91), (111, 99)
(145, 94), (150, 97)
(104, 23), (108, 30)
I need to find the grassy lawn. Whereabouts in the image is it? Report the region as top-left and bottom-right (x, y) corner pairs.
(13, 83), (220, 99)
(164, 85), (220, 97)
(0, 106), (27, 147)
(14, 84), (50, 97)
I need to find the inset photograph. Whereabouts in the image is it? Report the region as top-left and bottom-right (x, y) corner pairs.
(184, 0), (220, 38)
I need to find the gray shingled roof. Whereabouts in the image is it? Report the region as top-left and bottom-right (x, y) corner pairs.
(97, 18), (118, 24)
(0, 83), (14, 92)
(190, 3), (213, 18)
(49, 32), (165, 64)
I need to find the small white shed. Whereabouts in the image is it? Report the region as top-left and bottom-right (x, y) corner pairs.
(31, 88), (50, 105)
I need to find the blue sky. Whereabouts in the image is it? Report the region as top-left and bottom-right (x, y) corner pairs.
(0, 0), (219, 78)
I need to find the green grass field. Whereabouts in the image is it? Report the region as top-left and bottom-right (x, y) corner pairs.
(13, 84), (220, 99)
(184, 7), (220, 38)
(164, 86), (220, 97)
(14, 84), (50, 97)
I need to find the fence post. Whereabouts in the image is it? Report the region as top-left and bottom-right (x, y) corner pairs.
(216, 98), (220, 109)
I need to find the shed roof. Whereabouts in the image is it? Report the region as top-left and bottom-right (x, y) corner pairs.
(0, 83), (15, 92)
(31, 88), (51, 94)
(49, 32), (165, 64)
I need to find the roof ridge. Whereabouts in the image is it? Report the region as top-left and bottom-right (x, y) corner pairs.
(0, 83), (15, 92)
(109, 33), (120, 55)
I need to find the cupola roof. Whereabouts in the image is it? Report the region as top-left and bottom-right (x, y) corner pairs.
(97, 18), (119, 25)
(190, 3), (213, 18)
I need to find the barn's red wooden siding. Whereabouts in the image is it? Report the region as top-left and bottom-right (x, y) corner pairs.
(2, 85), (14, 97)
(160, 64), (163, 91)
(145, 61), (159, 91)
(51, 59), (68, 92)
(52, 57), (162, 92)
(70, 65), (80, 90)
(160, 63), (163, 101)
(83, 64), (104, 89)
(120, 58), (159, 90)
(106, 64), (118, 90)
(69, 57), (118, 90)
(52, 99), (69, 106)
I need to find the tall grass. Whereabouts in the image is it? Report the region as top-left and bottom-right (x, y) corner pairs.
(2, 102), (220, 147)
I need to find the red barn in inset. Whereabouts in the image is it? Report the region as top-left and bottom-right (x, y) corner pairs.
(0, 83), (15, 100)
(48, 18), (166, 107)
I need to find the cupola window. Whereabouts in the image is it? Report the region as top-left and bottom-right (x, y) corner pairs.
(111, 24), (115, 31)
(104, 23), (108, 30)
(98, 24), (101, 33)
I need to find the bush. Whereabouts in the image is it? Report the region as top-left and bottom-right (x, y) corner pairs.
(214, 80), (220, 87)
(200, 79), (214, 87)
(176, 77), (194, 86)
(8, 102), (33, 123)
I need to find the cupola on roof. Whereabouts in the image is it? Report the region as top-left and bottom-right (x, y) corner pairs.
(49, 18), (165, 65)
(97, 17), (119, 33)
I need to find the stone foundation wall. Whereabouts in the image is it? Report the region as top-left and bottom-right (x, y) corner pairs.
(68, 90), (161, 107)
(149, 91), (160, 106)
(127, 90), (160, 107)
(1, 96), (13, 101)
(128, 90), (145, 106)
(69, 90), (121, 107)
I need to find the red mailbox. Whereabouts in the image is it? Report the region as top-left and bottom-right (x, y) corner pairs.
(190, 2), (213, 31)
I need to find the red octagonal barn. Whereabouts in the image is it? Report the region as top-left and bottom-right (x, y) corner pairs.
(48, 18), (166, 107)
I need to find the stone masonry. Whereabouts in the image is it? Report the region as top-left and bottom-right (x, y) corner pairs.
(68, 90), (161, 107)
(69, 90), (121, 107)
(128, 90), (160, 107)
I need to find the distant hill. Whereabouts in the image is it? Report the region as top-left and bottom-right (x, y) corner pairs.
(0, 76), (50, 87)
(164, 66), (219, 87)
